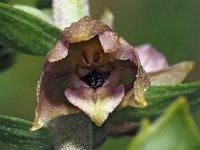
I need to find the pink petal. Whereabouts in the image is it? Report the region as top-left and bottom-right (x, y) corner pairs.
(135, 44), (169, 73)
(63, 16), (111, 43)
(31, 57), (80, 131)
(65, 84), (125, 126)
(99, 32), (150, 108)
(47, 35), (69, 62)
(115, 38), (150, 108)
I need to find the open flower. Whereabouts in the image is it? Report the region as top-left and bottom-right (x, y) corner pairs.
(31, 16), (150, 131)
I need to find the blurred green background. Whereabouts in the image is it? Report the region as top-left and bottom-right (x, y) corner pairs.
(0, 0), (200, 149)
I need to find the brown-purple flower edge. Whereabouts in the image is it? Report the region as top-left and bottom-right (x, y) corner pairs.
(31, 16), (150, 131)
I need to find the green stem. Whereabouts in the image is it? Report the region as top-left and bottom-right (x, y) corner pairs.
(48, 113), (94, 150)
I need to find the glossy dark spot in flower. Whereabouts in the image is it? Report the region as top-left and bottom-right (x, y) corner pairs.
(81, 71), (110, 89)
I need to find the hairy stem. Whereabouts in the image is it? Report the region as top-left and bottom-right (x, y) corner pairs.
(48, 113), (94, 150)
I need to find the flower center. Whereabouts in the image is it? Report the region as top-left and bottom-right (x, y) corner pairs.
(81, 71), (110, 89)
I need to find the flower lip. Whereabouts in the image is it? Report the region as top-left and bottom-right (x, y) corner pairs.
(80, 70), (110, 89)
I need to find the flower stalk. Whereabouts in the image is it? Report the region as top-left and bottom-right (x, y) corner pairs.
(48, 113), (94, 150)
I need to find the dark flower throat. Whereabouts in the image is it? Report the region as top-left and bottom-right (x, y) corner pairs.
(81, 71), (109, 89)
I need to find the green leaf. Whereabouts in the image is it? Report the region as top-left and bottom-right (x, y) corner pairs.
(111, 82), (200, 121)
(0, 114), (53, 150)
(14, 5), (53, 24)
(128, 98), (200, 150)
(52, 0), (90, 29)
(0, 45), (16, 72)
(0, 3), (61, 56)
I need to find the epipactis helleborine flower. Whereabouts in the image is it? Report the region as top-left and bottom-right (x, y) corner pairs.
(31, 16), (150, 131)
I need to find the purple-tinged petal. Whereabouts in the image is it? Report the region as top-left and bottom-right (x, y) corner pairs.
(135, 44), (169, 73)
(103, 69), (121, 86)
(47, 35), (69, 62)
(64, 16), (111, 43)
(31, 74), (80, 131)
(65, 84), (125, 126)
(99, 35), (150, 108)
(150, 61), (194, 85)
(98, 31), (120, 53)
(31, 57), (80, 131)
(73, 75), (89, 88)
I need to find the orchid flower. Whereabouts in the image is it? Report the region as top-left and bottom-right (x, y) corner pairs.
(28, 1), (193, 131)
(31, 16), (150, 131)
